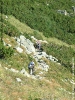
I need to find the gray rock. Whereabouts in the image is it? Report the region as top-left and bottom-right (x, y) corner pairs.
(15, 46), (23, 53)
(10, 68), (19, 73)
(20, 68), (26, 74)
(41, 52), (47, 57)
(16, 35), (35, 53)
(0, 64), (1, 67)
(16, 78), (22, 82)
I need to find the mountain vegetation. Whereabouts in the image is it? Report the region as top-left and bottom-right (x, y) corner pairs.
(1, 0), (75, 44)
(0, 0), (75, 70)
(0, 0), (75, 100)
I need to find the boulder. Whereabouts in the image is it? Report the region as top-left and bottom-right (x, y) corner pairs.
(17, 35), (35, 53)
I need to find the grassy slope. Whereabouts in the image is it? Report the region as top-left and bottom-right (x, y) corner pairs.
(7, 15), (75, 50)
(7, 15), (34, 34)
(0, 60), (72, 100)
(0, 14), (74, 100)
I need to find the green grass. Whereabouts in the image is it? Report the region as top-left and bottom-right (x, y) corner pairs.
(7, 15), (34, 34)
(0, 45), (74, 100)
(0, 63), (72, 100)
(6, 14), (75, 50)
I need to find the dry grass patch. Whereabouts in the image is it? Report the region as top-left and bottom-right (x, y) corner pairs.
(3, 34), (17, 47)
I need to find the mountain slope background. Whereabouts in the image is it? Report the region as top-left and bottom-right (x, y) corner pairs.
(0, 0), (75, 100)
(0, 0), (75, 69)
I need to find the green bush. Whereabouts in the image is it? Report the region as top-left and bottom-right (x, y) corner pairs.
(43, 43), (75, 70)
(23, 32), (31, 41)
(32, 31), (43, 40)
(1, 0), (75, 45)
(0, 42), (14, 59)
(0, 15), (20, 37)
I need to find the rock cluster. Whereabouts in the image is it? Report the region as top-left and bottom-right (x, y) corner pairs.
(15, 35), (59, 72)
(16, 35), (35, 54)
(3, 35), (60, 79)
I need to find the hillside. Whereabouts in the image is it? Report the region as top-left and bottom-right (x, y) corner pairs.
(0, 0), (75, 68)
(0, 0), (75, 100)
(0, 13), (74, 100)
(1, 0), (75, 44)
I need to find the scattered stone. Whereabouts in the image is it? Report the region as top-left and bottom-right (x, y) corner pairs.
(20, 68), (26, 74)
(15, 46), (23, 53)
(6, 15), (8, 19)
(47, 3), (49, 6)
(57, 10), (68, 15)
(31, 36), (37, 41)
(4, 67), (8, 70)
(31, 75), (37, 79)
(18, 98), (22, 100)
(39, 71), (43, 75)
(3, 41), (6, 46)
(42, 40), (48, 44)
(16, 78), (22, 82)
(10, 68), (19, 73)
(0, 64), (1, 67)
(41, 51), (47, 57)
(6, 44), (12, 47)
(16, 35), (35, 53)
(70, 80), (75, 84)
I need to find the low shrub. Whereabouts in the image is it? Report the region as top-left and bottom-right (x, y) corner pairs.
(0, 42), (14, 59)
(43, 43), (75, 71)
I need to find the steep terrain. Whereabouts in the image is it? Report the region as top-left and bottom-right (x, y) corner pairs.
(0, 0), (75, 69)
(0, 14), (74, 100)
(0, 0), (75, 99)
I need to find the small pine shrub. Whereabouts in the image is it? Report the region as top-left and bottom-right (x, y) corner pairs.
(0, 16), (20, 37)
(0, 42), (14, 59)
(23, 32), (31, 40)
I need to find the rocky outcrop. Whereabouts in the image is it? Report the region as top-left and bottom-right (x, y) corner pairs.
(15, 35), (59, 72)
(16, 35), (35, 54)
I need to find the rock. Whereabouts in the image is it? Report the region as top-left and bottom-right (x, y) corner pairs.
(10, 68), (19, 73)
(42, 40), (48, 44)
(6, 15), (8, 19)
(4, 67), (8, 70)
(38, 61), (49, 71)
(16, 78), (22, 82)
(3, 41), (6, 46)
(52, 57), (58, 62)
(31, 36), (37, 41)
(41, 52), (47, 57)
(16, 35), (35, 53)
(44, 65), (49, 71)
(39, 71), (43, 75)
(0, 64), (1, 67)
(18, 98), (22, 100)
(47, 3), (49, 6)
(70, 80), (75, 84)
(23, 71), (30, 77)
(47, 55), (58, 62)
(16, 47), (23, 53)
(7, 44), (12, 47)
(38, 60), (44, 63)
(20, 68), (26, 74)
